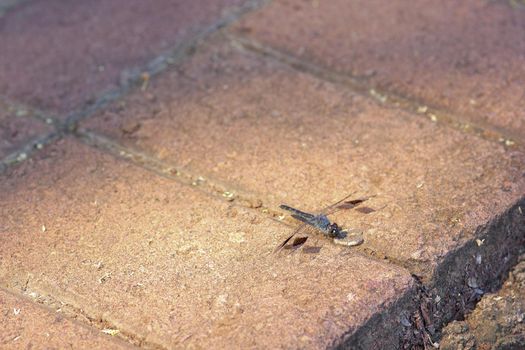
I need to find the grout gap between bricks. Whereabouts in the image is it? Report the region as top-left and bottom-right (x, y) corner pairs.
(0, 283), (165, 350)
(227, 33), (522, 150)
(1, 0), (271, 171)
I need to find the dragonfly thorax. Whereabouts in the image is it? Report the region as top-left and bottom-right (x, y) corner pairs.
(314, 215), (344, 238)
(315, 215), (331, 231)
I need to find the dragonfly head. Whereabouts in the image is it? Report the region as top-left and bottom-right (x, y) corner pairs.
(327, 223), (344, 238)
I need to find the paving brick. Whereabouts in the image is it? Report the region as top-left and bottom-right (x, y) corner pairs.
(0, 0), (247, 116)
(0, 138), (412, 349)
(0, 288), (132, 349)
(0, 99), (52, 160)
(84, 38), (525, 274)
(232, 0), (525, 137)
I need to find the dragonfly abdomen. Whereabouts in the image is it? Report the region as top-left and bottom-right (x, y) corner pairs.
(279, 205), (315, 219)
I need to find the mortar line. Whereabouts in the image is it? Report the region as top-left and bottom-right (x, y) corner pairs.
(75, 128), (269, 209)
(0, 0), (270, 172)
(64, 0), (271, 128)
(228, 34), (523, 150)
(0, 95), (61, 125)
(0, 130), (62, 173)
(1, 120), (422, 276)
(0, 284), (166, 350)
(0, 95), (62, 170)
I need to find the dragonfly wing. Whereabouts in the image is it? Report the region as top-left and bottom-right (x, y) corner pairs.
(274, 222), (307, 253)
(290, 236), (308, 249)
(291, 213), (316, 225)
(324, 195), (374, 215)
(298, 225), (324, 253)
(275, 221), (324, 253)
(319, 192), (357, 215)
(280, 205), (315, 220)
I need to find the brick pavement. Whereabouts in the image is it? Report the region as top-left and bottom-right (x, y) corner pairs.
(0, 1), (524, 349)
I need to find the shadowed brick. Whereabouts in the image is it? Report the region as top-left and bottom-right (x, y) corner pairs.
(0, 0), (247, 115)
(0, 138), (412, 349)
(232, 0), (525, 137)
(84, 37), (525, 275)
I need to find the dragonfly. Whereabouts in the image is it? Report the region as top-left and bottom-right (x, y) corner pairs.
(275, 193), (375, 253)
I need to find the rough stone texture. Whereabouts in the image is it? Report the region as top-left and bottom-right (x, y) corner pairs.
(440, 254), (525, 350)
(0, 0), (246, 116)
(0, 98), (52, 160)
(0, 288), (132, 349)
(232, 0), (525, 138)
(84, 38), (525, 274)
(0, 138), (412, 349)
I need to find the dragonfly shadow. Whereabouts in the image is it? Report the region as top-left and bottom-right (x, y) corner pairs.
(301, 246), (322, 254)
(283, 243), (322, 254)
(282, 236), (323, 253)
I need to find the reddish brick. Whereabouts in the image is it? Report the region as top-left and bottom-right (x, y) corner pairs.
(0, 0), (246, 116)
(0, 99), (52, 160)
(0, 138), (412, 348)
(0, 288), (132, 349)
(232, 0), (525, 137)
(84, 37), (525, 272)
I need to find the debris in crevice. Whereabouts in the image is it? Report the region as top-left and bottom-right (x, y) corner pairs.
(341, 199), (525, 349)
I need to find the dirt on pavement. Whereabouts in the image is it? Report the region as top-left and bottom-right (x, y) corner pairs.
(440, 254), (525, 350)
